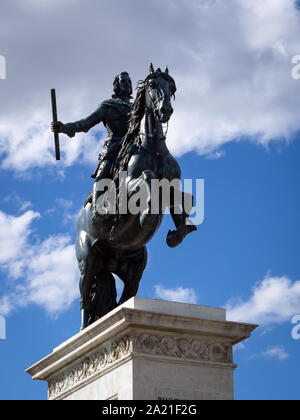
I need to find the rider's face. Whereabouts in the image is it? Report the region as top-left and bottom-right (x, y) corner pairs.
(118, 74), (132, 96)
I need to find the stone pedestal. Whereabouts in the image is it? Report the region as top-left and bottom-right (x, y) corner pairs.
(26, 298), (257, 400)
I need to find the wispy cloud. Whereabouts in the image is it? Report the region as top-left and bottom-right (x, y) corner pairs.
(261, 345), (290, 361)
(233, 342), (246, 353)
(3, 193), (33, 213)
(53, 198), (80, 227)
(154, 285), (198, 304)
(250, 345), (290, 362)
(226, 274), (300, 326)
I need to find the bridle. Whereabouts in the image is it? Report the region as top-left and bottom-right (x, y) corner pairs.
(148, 91), (170, 108)
(144, 77), (174, 139)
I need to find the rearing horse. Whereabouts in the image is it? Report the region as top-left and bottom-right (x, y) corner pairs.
(76, 65), (197, 330)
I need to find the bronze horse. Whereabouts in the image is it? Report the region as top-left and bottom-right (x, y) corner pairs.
(76, 66), (197, 330)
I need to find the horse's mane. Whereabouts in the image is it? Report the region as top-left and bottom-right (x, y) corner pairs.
(111, 80), (146, 180)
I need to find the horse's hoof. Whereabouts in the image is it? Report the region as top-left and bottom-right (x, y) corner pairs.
(186, 224), (197, 234)
(166, 230), (183, 248)
(166, 224), (197, 248)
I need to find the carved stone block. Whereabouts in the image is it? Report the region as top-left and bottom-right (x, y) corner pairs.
(26, 297), (257, 400)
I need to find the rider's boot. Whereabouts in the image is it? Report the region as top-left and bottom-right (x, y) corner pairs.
(91, 182), (100, 224)
(91, 160), (110, 225)
(139, 170), (159, 230)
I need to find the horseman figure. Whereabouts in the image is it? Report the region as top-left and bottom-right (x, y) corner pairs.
(52, 72), (133, 222)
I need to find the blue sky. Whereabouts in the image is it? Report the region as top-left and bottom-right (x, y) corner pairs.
(1, 137), (300, 400)
(1, 0), (300, 401)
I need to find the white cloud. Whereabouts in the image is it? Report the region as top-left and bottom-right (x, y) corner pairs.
(226, 274), (300, 325)
(261, 345), (290, 361)
(154, 285), (198, 304)
(1, 0), (300, 174)
(0, 210), (40, 266)
(0, 119), (100, 174)
(0, 210), (79, 317)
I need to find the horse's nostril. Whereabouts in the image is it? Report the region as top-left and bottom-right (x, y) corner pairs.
(160, 98), (172, 114)
(161, 105), (173, 115)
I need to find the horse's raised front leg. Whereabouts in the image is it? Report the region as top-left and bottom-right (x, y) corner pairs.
(167, 190), (197, 248)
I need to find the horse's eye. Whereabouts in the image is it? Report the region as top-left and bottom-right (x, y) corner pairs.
(149, 80), (157, 88)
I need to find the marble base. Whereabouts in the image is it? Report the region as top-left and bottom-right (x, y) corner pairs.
(26, 297), (257, 400)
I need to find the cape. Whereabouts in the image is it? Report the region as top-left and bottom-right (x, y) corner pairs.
(100, 98), (132, 116)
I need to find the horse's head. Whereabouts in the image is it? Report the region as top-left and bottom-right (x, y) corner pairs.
(144, 64), (177, 124)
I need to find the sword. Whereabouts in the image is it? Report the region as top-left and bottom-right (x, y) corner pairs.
(51, 88), (61, 161)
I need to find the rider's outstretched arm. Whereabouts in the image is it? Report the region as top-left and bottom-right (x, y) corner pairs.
(63, 104), (107, 137)
(52, 103), (108, 138)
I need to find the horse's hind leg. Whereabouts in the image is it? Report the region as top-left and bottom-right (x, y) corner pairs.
(79, 253), (98, 330)
(94, 270), (117, 320)
(79, 252), (118, 329)
(117, 247), (147, 305)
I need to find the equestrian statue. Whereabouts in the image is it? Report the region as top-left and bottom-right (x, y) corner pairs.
(52, 65), (197, 330)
